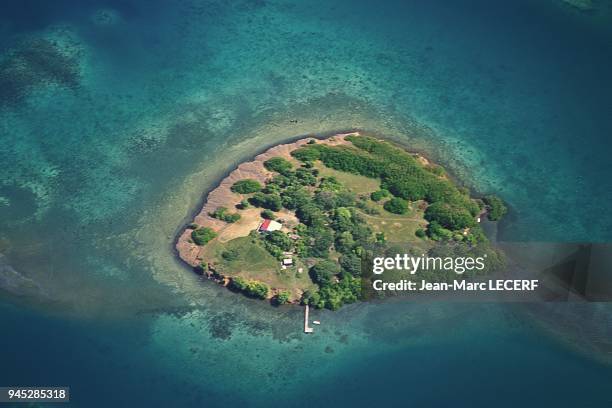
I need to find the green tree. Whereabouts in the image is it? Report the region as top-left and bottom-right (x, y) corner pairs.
(319, 176), (343, 192)
(309, 260), (339, 286)
(209, 207), (241, 223)
(264, 157), (293, 175)
(191, 227), (217, 246)
(296, 203), (325, 226)
(295, 167), (317, 185)
(336, 191), (356, 207)
(370, 189), (390, 202)
(236, 199), (250, 210)
(314, 190), (337, 210)
(230, 179), (262, 194)
(281, 186), (310, 210)
(265, 231), (293, 251)
(320, 285), (343, 310)
(301, 290), (324, 308)
(245, 281), (270, 299)
(225, 213), (241, 223)
(335, 231), (356, 254)
(330, 208), (352, 232)
(261, 209), (276, 220)
(274, 290), (291, 305)
(263, 183), (281, 194)
(249, 193), (282, 211)
(306, 225), (333, 258)
(291, 146), (321, 162)
(383, 197), (409, 214)
(483, 195), (507, 221)
(427, 221), (453, 241)
(425, 202), (475, 230)
(339, 253), (362, 276)
(230, 276), (248, 291)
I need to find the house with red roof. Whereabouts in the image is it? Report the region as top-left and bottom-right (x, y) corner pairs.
(259, 219), (282, 233)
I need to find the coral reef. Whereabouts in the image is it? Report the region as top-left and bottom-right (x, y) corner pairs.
(0, 38), (80, 107)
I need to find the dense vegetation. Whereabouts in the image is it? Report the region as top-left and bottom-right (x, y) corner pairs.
(291, 135), (488, 242)
(192, 227), (217, 246)
(209, 207), (241, 223)
(261, 209), (276, 219)
(370, 189), (390, 202)
(231, 179), (262, 194)
(274, 290), (291, 305)
(235, 150), (377, 308)
(483, 195), (507, 221)
(383, 197), (409, 214)
(230, 276), (269, 299)
(264, 157), (293, 175)
(424, 202), (474, 230)
(249, 192), (282, 211)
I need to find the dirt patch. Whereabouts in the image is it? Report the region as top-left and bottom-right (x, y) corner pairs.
(217, 208), (262, 243)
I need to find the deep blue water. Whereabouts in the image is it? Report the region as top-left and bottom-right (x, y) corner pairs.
(1, 0), (612, 407)
(2, 302), (612, 407)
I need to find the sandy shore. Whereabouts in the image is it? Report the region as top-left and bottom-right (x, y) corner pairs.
(175, 132), (356, 267)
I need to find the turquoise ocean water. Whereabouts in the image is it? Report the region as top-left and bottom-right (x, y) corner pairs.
(1, 0), (612, 406)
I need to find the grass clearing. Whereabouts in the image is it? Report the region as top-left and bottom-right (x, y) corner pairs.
(216, 207), (262, 242)
(202, 236), (315, 299)
(315, 163), (380, 195)
(317, 161), (428, 245)
(358, 199), (430, 245)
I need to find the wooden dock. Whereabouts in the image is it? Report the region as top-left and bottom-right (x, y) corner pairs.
(304, 305), (313, 333)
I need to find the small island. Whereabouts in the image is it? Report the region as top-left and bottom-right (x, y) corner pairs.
(176, 133), (506, 309)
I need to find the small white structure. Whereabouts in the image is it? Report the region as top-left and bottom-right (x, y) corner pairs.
(259, 219), (282, 233)
(282, 258), (293, 266)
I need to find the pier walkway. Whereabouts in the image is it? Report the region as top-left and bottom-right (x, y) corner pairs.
(304, 305), (313, 333)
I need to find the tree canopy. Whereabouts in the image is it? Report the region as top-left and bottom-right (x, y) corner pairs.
(209, 207), (241, 223)
(261, 209), (276, 220)
(483, 195), (507, 221)
(249, 192), (282, 211)
(231, 179), (262, 194)
(425, 202), (475, 231)
(291, 135), (480, 236)
(309, 260), (339, 286)
(230, 277), (269, 299)
(384, 197), (409, 214)
(370, 189), (390, 202)
(191, 227), (217, 246)
(274, 291), (291, 305)
(264, 157), (293, 175)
